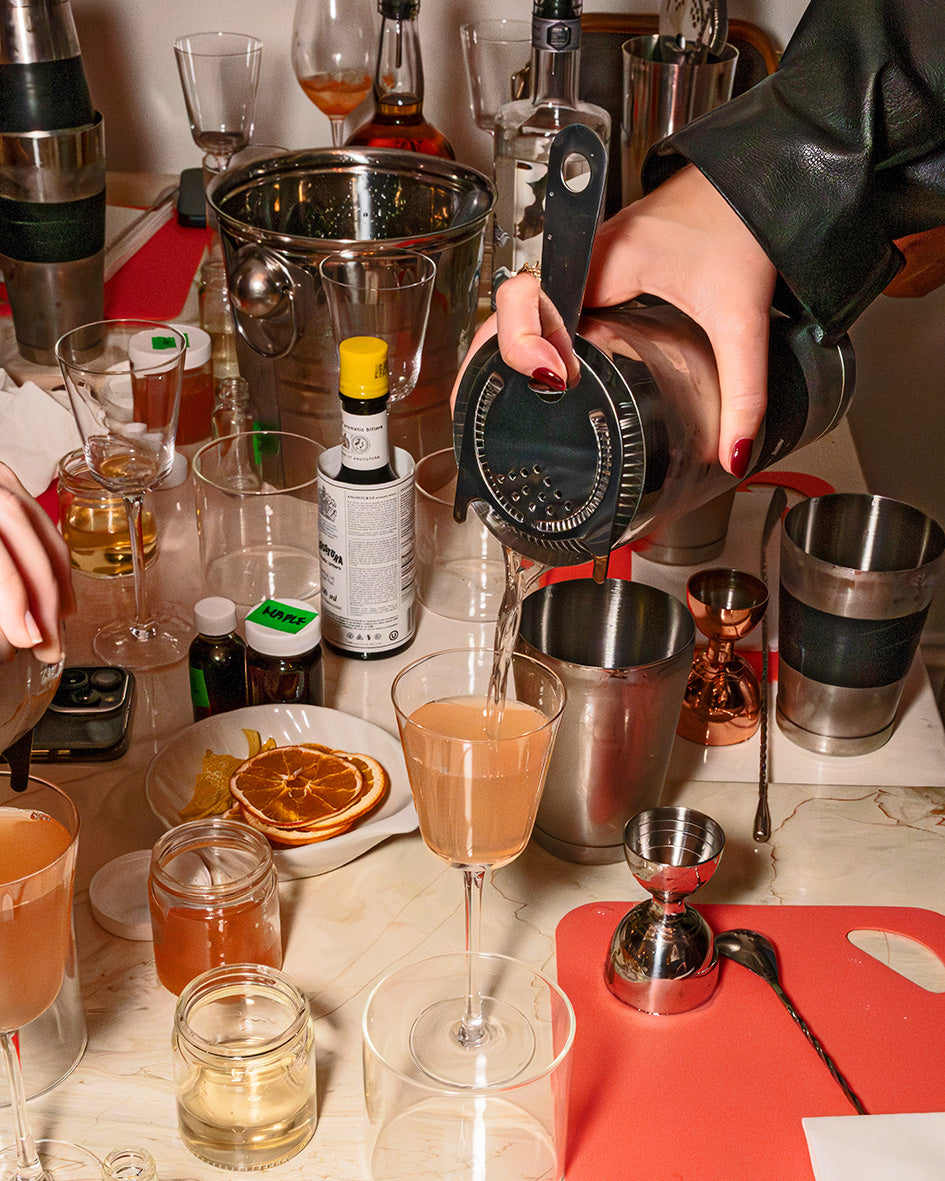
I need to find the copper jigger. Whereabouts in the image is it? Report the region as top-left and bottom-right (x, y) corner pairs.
(677, 567), (768, 746)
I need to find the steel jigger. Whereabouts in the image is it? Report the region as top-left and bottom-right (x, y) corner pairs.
(606, 807), (726, 1015)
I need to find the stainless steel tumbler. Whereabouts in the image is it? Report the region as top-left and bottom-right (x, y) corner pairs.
(516, 578), (695, 863)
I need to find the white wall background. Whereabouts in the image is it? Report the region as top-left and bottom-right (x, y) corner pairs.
(72, 0), (945, 640)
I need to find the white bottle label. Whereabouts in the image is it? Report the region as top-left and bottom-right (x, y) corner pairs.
(317, 446), (416, 655)
(341, 408), (391, 472)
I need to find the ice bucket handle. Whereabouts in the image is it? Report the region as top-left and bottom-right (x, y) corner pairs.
(228, 245), (300, 360)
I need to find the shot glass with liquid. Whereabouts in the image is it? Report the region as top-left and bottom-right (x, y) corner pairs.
(57, 448), (157, 577)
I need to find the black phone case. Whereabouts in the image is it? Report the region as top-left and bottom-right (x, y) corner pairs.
(31, 667), (135, 761)
(177, 166), (207, 228)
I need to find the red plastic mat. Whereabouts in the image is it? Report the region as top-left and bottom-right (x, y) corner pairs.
(556, 902), (945, 1181)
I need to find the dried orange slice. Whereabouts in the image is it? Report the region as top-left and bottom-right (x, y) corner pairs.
(239, 806), (356, 846)
(229, 744), (365, 829)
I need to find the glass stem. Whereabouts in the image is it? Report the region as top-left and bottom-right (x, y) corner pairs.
(123, 494), (155, 643)
(1, 1031), (46, 1181)
(457, 866), (487, 1048)
(329, 117), (346, 147)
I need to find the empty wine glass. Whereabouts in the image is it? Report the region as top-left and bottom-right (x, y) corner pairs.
(319, 250), (436, 404)
(291, 0), (374, 147)
(174, 31), (262, 179)
(56, 320), (190, 671)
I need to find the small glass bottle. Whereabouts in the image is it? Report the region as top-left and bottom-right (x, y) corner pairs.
(348, 0), (454, 160)
(211, 375), (254, 438)
(188, 597), (247, 722)
(198, 258), (240, 394)
(173, 964), (317, 1170)
(492, 0), (611, 291)
(337, 335), (397, 484)
(245, 598), (324, 707)
(149, 818), (283, 996)
(318, 337), (416, 660)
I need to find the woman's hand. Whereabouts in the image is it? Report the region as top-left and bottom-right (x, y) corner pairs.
(0, 463), (74, 664)
(454, 164), (778, 475)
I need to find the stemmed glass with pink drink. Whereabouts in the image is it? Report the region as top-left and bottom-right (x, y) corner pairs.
(0, 775), (98, 1181)
(391, 647), (565, 1088)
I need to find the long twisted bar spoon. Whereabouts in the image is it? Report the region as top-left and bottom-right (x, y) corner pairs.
(716, 928), (867, 1114)
(754, 486), (787, 841)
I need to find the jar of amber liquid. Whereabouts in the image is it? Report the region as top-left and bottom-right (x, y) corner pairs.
(57, 449), (157, 577)
(148, 818), (282, 996)
(173, 964), (317, 1170)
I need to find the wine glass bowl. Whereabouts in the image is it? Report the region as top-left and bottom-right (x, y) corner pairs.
(174, 32), (263, 175)
(319, 250), (436, 404)
(391, 647), (565, 1087)
(291, 0), (374, 147)
(56, 319), (190, 670)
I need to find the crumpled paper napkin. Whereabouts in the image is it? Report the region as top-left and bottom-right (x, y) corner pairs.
(804, 1112), (945, 1180)
(0, 370), (83, 496)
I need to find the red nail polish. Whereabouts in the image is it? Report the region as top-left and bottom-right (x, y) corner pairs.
(531, 368), (566, 391)
(729, 438), (753, 480)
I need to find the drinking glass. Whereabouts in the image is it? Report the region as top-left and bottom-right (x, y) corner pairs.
(291, 0), (374, 147)
(390, 648), (565, 1088)
(56, 320), (189, 670)
(460, 19), (531, 133)
(174, 32), (262, 177)
(319, 250), (436, 403)
(0, 774), (98, 1181)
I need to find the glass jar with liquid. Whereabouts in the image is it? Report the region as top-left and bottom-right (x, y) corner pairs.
(57, 448), (157, 577)
(173, 963), (317, 1170)
(148, 818), (282, 996)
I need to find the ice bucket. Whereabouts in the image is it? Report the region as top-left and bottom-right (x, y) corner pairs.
(208, 148), (494, 460)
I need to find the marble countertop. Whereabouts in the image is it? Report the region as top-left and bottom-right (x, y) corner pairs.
(11, 408), (945, 1179)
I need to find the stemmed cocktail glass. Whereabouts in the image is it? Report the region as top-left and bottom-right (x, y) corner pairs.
(0, 775), (96, 1181)
(174, 32), (262, 178)
(56, 320), (189, 670)
(391, 647), (565, 1087)
(291, 0), (374, 147)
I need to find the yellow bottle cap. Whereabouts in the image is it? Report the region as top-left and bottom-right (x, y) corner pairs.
(338, 336), (389, 400)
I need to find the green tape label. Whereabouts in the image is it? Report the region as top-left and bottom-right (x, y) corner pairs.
(246, 599), (318, 634)
(151, 334), (180, 351)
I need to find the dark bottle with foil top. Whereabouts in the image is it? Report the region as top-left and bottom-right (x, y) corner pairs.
(348, 0), (454, 160)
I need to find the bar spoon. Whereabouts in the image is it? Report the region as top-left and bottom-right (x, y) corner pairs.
(716, 928), (867, 1114)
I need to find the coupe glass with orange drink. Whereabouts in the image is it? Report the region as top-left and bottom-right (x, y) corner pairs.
(0, 774), (98, 1181)
(391, 647), (565, 1087)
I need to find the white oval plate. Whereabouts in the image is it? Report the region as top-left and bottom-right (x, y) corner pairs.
(145, 704), (416, 880)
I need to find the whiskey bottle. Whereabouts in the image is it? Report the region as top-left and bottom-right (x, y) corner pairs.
(348, 0), (454, 160)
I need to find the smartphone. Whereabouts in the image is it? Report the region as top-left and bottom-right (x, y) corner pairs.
(177, 166), (207, 228)
(31, 667), (135, 762)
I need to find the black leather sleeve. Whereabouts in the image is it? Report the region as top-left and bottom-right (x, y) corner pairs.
(643, 0), (945, 342)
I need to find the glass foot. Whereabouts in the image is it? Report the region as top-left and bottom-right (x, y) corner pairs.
(93, 604), (191, 671)
(409, 995), (536, 1088)
(0, 1139), (101, 1181)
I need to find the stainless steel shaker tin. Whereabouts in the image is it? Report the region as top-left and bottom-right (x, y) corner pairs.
(453, 301), (855, 571)
(516, 578), (695, 863)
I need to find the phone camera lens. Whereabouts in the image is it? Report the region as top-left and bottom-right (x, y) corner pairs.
(71, 688), (101, 707)
(62, 669), (89, 689)
(90, 668), (123, 691)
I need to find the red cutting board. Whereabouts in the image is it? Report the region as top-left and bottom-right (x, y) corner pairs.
(556, 903), (945, 1181)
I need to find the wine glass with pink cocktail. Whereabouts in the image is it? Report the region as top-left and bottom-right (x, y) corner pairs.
(391, 647), (565, 1088)
(0, 774), (98, 1181)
